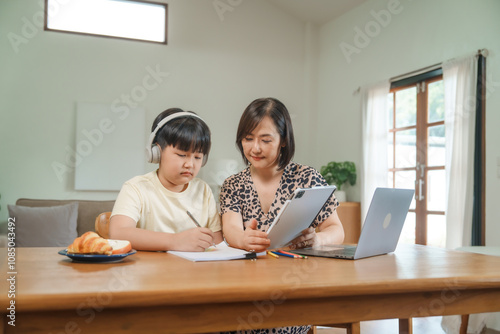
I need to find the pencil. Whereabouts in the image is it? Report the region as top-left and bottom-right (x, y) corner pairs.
(267, 251), (279, 259)
(186, 211), (216, 248)
(186, 211), (201, 227)
(277, 249), (306, 259)
(273, 250), (298, 259)
(284, 250), (308, 259)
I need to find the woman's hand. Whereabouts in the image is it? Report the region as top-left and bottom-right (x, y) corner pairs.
(289, 210), (345, 250)
(289, 227), (318, 250)
(222, 212), (270, 252)
(241, 219), (270, 252)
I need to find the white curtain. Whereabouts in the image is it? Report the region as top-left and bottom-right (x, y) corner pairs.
(442, 54), (478, 249)
(361, 81), (390, 221)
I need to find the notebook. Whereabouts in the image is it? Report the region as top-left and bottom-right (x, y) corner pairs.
(267, 185), (336, 249)
(291, 188), (414, 260)
(169, 241), (263, 262)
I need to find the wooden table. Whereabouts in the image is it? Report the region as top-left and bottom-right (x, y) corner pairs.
(2, 245), (500, 334)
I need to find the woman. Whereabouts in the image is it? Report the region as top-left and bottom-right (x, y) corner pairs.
(220, 97), (344, 253)
(219, 98), (344, 334)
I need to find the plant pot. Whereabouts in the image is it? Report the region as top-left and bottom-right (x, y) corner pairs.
(335, 190), (346, 202)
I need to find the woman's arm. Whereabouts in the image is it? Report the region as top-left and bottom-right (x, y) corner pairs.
(109, 214), (217, 252)
(222, 211), (270, 252)
(315, 210), (345, 245)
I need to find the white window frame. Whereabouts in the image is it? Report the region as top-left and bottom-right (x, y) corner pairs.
(44, 0), (168, 44)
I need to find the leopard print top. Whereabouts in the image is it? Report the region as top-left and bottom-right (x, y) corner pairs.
(219, 162), (339, 232)
(219, 162), (338, 334)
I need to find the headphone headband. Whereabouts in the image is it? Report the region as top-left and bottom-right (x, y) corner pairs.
(147, 112), (203, 147)
(145, 111), (205, 164)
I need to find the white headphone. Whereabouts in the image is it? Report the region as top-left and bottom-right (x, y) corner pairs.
(145, 111), (208, 164)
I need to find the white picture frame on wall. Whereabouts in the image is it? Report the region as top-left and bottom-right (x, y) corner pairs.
(74, 102), (145, 191)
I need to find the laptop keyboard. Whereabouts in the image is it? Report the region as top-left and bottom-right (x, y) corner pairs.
(292, 245), (357, 258)
(334, 247), (356, 256)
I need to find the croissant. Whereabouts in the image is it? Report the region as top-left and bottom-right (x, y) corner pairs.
(67, 231), (112, 255)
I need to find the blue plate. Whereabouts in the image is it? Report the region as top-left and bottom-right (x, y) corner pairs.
(58, 249), (137, 263)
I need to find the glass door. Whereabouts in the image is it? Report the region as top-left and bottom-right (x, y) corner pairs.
(388, 75), (446, 247)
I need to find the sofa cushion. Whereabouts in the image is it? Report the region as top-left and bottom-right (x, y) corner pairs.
(15, 198), (115, 236)
(8, 202), (79, 247)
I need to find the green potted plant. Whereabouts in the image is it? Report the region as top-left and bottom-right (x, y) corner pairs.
(320, 161), (357, 202)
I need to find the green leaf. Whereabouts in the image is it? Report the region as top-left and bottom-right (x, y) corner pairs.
(319, 161), (357, 191)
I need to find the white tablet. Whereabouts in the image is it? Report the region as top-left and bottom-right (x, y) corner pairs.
(266, 185), (337, 249)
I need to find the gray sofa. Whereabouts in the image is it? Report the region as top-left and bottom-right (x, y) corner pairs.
(0, 198), (115, 247)
(15, 198), (115, 236)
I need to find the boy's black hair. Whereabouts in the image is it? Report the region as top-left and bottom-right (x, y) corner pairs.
(152, 108), (211, 158)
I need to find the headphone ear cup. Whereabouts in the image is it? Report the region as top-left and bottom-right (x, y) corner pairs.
(145, 148), (151, 163)
(151, 145), (161, 164)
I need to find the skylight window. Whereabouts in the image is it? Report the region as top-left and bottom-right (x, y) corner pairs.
(45, 0), (167, 44)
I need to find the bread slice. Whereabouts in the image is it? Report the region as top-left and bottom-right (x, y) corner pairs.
(107, 239), (132, 254)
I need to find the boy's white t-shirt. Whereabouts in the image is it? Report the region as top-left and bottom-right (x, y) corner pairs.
(111, 170), (221, 233)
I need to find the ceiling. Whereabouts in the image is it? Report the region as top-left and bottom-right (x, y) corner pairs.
(266, 0), (368, 25)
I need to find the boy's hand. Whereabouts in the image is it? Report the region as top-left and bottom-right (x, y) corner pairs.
(242, 219), (270, 252)
(174, 227), (215, 252)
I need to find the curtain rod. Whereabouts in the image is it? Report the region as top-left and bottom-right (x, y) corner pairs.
(389, 63), (442, 83)
(352, 48), (488, 95)
(390, 49), (488, 83)
(477, 48), (489, 57)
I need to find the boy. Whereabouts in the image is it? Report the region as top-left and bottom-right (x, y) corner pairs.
(109, 108), (222, 251)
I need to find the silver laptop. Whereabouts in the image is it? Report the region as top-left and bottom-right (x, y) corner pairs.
(291, 188), (414, 260)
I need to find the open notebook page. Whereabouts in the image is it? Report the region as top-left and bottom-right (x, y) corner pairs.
(168, 241), (264, 262)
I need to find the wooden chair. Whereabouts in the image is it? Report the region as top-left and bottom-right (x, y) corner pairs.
(95, 211), (111, 239)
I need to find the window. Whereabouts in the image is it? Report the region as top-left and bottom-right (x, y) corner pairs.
(45, 0), (167, 44)
(388, 74), (446, 247)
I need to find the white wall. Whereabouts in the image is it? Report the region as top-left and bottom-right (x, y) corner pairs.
(315, 0), (500, 245)
(0, 0), (310, 222)
(2, 0), (498, 246)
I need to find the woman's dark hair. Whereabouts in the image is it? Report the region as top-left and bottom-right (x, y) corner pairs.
(152, 108), (211, 158)
(236, 97), (295, 170)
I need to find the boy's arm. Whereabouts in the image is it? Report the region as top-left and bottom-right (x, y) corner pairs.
(109, 215), (217, 252)
(213, 231), (223, 244)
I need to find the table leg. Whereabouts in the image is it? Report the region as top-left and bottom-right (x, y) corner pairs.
(399, 318), (413, 334)
(347, 322), (360, 334)
(459, 315), (470, 334)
